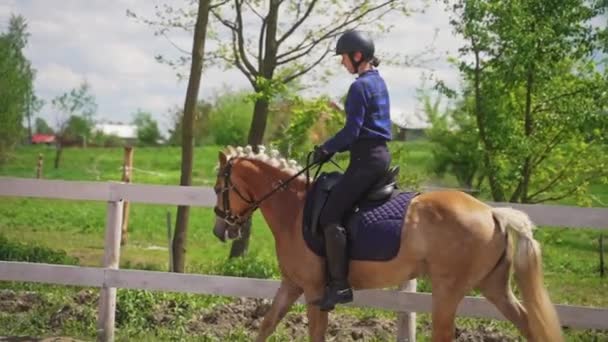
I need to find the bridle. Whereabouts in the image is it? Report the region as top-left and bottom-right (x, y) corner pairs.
(213, 156), (322, 230)
(213, 159), (257, 227)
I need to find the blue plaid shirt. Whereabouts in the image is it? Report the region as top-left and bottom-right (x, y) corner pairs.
(322, 69), (392, 154)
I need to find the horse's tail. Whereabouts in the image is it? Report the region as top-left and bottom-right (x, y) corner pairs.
(491, 207), (563, 342)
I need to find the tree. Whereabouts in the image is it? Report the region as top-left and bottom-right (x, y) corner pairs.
(442, 0), (608, 204)
(130, 0), (413, 257)
(132, 1), (410, 147)
(0, 15), (37, 164)
(34, 117), (53, 135)
(172, 0), (213, 273)
(166, 101), (213, 146)
(132, 110), (162, 145)
(422, 92), (484, 190)
(51, 81), (97, 168)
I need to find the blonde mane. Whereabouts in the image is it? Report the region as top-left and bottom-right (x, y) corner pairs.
(223, 145), (304, 178)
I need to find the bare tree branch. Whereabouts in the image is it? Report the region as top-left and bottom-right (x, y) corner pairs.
(276, 2), (364, 61)
(210, 0), (231, 10)
(230, 29), (256, 86)
(243, 0), (265, 20)
(531, 126), (568, 168)
(281, 42), (332, 84)
(258, 15), (267, 70)
(276, 1), (395, 64)
(277, 0), (318, 45)
(532, 87), (589, 114)
(234, 0), (259, 77)
(528, 171), (607, 204)
(211, 3), (258, 77)
(161, 32), (190, 54)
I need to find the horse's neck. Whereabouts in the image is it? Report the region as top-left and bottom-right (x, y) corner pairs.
(238, 159), (306, 238)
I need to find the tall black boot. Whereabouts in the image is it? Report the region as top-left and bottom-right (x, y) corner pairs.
(315, 223), (353, 311)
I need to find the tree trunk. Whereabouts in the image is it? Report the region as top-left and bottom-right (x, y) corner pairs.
(230, 0), (279, 258)
(245, 98), (271, 150)
(172, 0), (211, 273)
(471, 43), (505, 201)
(229, 99), (269, 258)
(54, 143), (63, 169)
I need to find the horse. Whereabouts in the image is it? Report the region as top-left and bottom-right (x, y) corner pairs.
(211, 146), (563, 342)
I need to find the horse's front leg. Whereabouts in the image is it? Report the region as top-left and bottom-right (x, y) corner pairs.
(304, 287), (329, 342)
(305, 303), (329, 342)
(255, 279), (303, 342)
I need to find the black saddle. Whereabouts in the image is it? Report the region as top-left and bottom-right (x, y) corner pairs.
(303, 166), (400, 236)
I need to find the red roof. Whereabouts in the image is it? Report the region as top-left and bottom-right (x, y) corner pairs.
(32, 134), (56, 144)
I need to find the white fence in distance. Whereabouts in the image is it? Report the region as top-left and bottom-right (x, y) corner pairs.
(0, 177), (607, 342)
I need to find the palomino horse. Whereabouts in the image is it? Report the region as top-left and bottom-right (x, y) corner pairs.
(211, 146), (563, 342)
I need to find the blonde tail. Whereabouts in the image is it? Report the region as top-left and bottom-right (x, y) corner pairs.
(492, 207), (563, 342)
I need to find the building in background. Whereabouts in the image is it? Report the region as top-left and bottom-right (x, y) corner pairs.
(31, 133), (56, 145)
(94, 122), (138, 146)
(391, 110), (430, 141)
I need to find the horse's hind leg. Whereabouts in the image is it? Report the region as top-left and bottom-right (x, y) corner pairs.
(255, 279), (303, 342)
(478, 251), (532, 339)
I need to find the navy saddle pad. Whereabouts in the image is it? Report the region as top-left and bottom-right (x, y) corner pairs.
(303, 191), (419, 261)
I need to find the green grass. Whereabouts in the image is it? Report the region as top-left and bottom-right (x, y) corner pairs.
(0, 145), (219, 185)
(1, 143), (607, 340)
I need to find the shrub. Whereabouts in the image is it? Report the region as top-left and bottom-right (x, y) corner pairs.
(0, 234), (79, 265)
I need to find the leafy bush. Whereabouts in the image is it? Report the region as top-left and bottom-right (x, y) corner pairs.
(422, 93), (484, 190)
(115, 289), (157, 328)
(201, 253), (279, 279)
(0, 234), (79, 265)
(207, 91), (254, 146)
(273, 96), (344, 162)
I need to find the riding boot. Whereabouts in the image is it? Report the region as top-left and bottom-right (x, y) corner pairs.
(316, 223), (353, 311)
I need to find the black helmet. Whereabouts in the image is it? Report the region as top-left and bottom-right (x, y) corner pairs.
(335, 30), (375, 60)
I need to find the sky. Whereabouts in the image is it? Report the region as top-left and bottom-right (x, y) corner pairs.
(0, 0), (465, 135)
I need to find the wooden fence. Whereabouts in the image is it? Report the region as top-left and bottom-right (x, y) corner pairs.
(1, 177), (607, 342)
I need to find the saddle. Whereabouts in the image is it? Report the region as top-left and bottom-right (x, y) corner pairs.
(304, 166), (400, 237)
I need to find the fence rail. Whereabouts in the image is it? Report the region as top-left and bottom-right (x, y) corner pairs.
(1, 261), (607, 330)
(1, 176), (607, 341)
(1, 177), (606, 229)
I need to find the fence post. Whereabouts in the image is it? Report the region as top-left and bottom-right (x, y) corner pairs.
(120, 146), (133, 246)
(166, 211), (173, 272)
(97, 200), (124, 342)
(396, 279), (417, 342)
(36, 153), (43, 179)
(600, 234), (605, 278)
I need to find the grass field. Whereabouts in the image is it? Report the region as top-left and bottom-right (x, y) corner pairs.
(0, 143), (607, 341)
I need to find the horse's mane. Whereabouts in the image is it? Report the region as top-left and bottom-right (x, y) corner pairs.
(223, 145), (305, 179)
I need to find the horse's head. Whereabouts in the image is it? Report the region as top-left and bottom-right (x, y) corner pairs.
(212, 148), (256, 242)
(212, 145), (306, 242)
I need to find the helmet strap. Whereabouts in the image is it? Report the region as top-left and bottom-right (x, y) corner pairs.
(348, 52), (363, 74)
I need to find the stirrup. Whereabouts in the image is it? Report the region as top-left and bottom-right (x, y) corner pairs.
(314, 286), (353, 312)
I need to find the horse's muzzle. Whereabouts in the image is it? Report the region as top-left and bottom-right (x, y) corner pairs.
(213, 218), (227, 242)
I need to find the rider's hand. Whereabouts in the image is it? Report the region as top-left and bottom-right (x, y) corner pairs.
(312, 146), (333, 164)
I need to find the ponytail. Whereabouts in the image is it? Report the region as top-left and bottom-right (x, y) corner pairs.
(370, 56), (380, 67)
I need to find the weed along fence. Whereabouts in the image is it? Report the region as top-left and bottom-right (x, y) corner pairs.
(1, 177), (608, 341)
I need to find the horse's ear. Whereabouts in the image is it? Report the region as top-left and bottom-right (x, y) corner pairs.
(219, 151), (228, 166)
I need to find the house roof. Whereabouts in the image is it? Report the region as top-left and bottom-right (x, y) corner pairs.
(94, 123), (137, 139)
(31, 134), (56, 143)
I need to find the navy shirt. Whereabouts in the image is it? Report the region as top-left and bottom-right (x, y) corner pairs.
(322, 69), (392, 154)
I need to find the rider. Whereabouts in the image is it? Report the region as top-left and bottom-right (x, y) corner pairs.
(312, 30), (392, 311)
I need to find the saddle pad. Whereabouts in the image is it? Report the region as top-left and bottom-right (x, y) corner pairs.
(303, 191), (419, 261)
